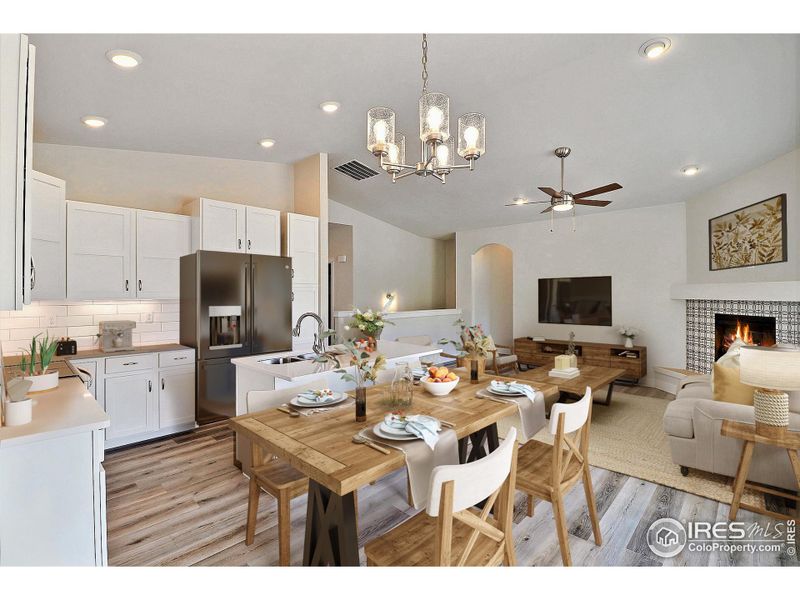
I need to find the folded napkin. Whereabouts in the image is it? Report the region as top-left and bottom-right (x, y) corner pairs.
(383, 413), (440, 449)
(411, 368), (427, 378)
(298, 389), (335, 403)
(479, 381), (546, 441)
(491, 380), (537, 401)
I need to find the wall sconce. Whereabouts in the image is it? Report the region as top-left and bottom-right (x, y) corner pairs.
(383, 292), (396, 311)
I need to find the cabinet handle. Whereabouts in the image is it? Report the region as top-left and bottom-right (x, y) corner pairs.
(30, 256), (36, 291)
(161, 377), (165, 390)
(238, 238), (242, 250)
(122, 361), (138, 366)
(148, 380), (152, 392)
(138, 279), (142, 291)
(291, 268), (295, 279)
(125, 279), (129, 292)
(247, 239), (251, 250)
(291, 291), (295, 301)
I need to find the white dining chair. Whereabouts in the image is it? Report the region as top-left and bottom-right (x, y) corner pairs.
(364, 428), (519, 566)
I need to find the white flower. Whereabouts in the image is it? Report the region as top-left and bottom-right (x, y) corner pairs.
(376, 321), (383, 327)
(358, 324), (365, 331)
(344, 325), (350, 331)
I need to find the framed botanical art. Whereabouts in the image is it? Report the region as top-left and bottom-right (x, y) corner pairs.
(708, 193), (787, 271)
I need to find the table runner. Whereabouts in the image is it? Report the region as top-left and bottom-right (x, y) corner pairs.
(361, 427), (458, 510)
(475, 388), (546, 440)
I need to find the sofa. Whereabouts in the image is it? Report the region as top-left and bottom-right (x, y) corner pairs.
(663, 375), (800, 491)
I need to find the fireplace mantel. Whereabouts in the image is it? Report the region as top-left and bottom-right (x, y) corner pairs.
(670, 281), (800, 302)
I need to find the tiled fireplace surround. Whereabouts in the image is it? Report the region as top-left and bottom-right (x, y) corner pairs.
(686, 299), (800, 373)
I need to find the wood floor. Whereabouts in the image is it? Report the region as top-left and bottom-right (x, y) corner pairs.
(104, 392), (799, 567)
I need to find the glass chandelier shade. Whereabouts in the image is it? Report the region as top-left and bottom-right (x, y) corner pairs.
(457, 112), (486, 159)
(434, 138), (454, 173)
(419, 92), (450, 142)
(383, 133), (406, 174)
(367, 107), (395, 155)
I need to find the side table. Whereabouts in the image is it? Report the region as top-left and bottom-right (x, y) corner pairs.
(721, 420), (800, 521)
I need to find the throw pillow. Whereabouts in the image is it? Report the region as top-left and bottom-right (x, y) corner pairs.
(711, 338), (756, 405)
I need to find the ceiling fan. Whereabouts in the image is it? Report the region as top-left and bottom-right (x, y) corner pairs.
(506, 147), (622, 215)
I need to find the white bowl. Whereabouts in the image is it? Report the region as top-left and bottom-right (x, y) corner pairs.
(421, 375), (459, 397)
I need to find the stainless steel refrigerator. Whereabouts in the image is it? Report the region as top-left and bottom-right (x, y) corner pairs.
(180, 250), (293, 424)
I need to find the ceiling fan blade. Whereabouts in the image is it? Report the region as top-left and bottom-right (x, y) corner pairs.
(574, 199), (612, 207)
(538, 186), (561, 198)
(573, 183), (622, 199)
(540, 206), (553, 214)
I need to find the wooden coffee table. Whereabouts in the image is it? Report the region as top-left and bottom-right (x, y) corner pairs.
(520, 364), (626, 408)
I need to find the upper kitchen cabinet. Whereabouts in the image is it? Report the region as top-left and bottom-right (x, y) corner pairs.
(0, 34), (35, 309)
(30, 171), (67, 300)
(283, 213), (319, 284)
(188, 197), (280, 255)
(67, 201), (135, 300)
(135, 210), (191, 299)
(244, 205), (280, 255)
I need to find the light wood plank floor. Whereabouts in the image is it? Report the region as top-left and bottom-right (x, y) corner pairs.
(105, 392), (799, 567)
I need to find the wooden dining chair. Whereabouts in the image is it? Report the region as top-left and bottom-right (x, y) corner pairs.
(244, 378), (326, 566)
(364, 428), (519, 566)
(515, 387), (601, 566)
(485, 335), (519, 376)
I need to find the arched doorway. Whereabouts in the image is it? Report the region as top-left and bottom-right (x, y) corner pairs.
(470, 244), (513, 345)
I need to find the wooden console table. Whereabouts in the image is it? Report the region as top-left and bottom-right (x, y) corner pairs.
(514, 337), (647, 382)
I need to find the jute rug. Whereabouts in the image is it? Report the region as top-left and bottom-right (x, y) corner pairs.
(531, 389), (763, 506)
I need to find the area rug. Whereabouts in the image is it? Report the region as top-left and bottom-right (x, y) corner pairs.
(532, 390), (763, 506)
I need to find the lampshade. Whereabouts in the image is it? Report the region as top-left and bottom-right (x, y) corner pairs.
(739, 347), (800, 390)
(383, 134), (406, 174)
(457, 112), (486, 159)
(367, 107), (395, 155)
(434, 138), (454, 173)
(419, 92), (450, 142)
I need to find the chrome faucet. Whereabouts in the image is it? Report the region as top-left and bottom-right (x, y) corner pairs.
(292, 312), (327, 355)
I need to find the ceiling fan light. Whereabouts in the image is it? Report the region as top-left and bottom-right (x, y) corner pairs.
(419, 92), (450, 143)
(553, 203), (573, 212)
(367, 107), (395, 156)
(457, 113), (486, 160)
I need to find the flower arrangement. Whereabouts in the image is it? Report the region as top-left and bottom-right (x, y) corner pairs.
(440, 319), (493, 358)
(566, 331), (577, 356)
(618, 326), (639, 340)
(18, 333), (58, 376)
(346, 308), (394, 338)
(334, 339), (387, 387)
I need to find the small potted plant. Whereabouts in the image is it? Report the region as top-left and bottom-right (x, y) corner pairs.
(440, 319), (493, 383)
(619, 326), (639, 349)
(346, 308), (394, 352)
(18, 333), (60, 392)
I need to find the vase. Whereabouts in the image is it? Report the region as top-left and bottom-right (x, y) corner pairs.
(468, 356), (486, 383)
(354, 386), (367, 422)
(3, 398), (32, 426)
(625, 337), (634, 349)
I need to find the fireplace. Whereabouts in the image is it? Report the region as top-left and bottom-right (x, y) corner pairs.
(714, 314), (776, 360)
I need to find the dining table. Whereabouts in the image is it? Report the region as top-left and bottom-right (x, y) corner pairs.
(228, 368), (558, 566)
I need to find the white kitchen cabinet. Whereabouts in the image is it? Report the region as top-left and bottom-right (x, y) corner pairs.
(30, 170), (66, 300)
(291, 285), (320, 346)
(67, 201), (135, 300)
(245, 205), (281, 255)
(158, 366), (195, 429)
(104, 370), (157, 443)
(0, 34), (35, 309)
(135, 209), (191, 299)
(284, 213), (319, 284)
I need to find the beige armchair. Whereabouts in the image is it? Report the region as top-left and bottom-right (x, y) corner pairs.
(439, 333), (519, 376)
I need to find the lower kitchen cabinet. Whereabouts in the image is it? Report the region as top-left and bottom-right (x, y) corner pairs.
(104, 371), (158, 442)
(158, 366), (195, 429)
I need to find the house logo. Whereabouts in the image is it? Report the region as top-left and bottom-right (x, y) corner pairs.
(646, 518), (687, 558)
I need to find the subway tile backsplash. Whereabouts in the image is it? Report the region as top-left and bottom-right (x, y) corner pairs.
(0, 300), (181, 354)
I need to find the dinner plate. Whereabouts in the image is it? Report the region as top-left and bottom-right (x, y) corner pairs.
(486, 386), (524, 397)
(290, 391), (348, 407)
(373, 423), (418, 441)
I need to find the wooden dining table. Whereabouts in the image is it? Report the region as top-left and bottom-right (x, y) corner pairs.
(228, 369), (558, 566)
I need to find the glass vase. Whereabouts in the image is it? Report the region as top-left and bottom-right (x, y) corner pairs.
(470, 358), (480, 384)
(355, 386), (367, 422)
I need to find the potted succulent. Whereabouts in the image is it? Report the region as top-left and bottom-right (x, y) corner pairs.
(440, 319), (493, 383)
(18, 333), (60, 392)
(346, 308), (394, 352)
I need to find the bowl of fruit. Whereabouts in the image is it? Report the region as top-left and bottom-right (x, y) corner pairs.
(420, 366), (460, 396)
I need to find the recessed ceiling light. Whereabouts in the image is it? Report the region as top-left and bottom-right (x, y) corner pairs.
(639, 37), (672, 59)
(681, 165), (700, 176)
(258, 138), (276, 149)
(81, 115), (108, 128)
(106, 49), (142, 69)
(320, 101), (340, 113)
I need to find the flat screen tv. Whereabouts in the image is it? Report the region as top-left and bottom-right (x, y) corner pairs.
(538, 276), (612, 326)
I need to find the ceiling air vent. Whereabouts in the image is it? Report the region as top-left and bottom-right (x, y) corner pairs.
(334, 160), (379, 181)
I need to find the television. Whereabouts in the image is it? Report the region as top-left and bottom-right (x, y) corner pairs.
(538, 276), (612, 326)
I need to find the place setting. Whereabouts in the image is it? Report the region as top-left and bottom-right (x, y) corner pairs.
(476, 379), (546, 439)
(278, 387), (352, 417)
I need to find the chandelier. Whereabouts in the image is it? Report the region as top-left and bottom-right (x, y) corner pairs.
(366, 34), (486, 184)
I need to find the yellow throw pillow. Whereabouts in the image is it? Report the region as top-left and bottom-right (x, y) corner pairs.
(712, 363), (756, 405)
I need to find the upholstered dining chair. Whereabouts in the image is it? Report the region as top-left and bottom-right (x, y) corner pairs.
(484, 335), (520, 376)
(364, 428), (519, 566)
(514, 388), (601, 566)
(244, 379), (361, 566)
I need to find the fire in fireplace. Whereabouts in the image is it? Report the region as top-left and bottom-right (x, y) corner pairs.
(714, 314), (776, 360)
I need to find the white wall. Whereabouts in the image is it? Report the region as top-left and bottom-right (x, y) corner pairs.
(471, 244), (513, 347)
(328, 199), (447, 312)
(456, 203), (687, 384)
(33, 143), (294, 215)
(686, 148), (799, 283)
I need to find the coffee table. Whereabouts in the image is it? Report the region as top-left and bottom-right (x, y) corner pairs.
(520, 364), (626, 408)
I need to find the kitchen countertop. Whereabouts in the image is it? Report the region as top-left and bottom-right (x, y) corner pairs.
(232, 340), (442, 382)
(3, 343), (193, 365)
(0, 378), (109, 447)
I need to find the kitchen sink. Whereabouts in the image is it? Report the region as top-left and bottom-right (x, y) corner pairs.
(259, 353), (319, 365)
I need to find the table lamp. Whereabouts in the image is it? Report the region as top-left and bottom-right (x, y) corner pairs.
(739, 346), (800, 436)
